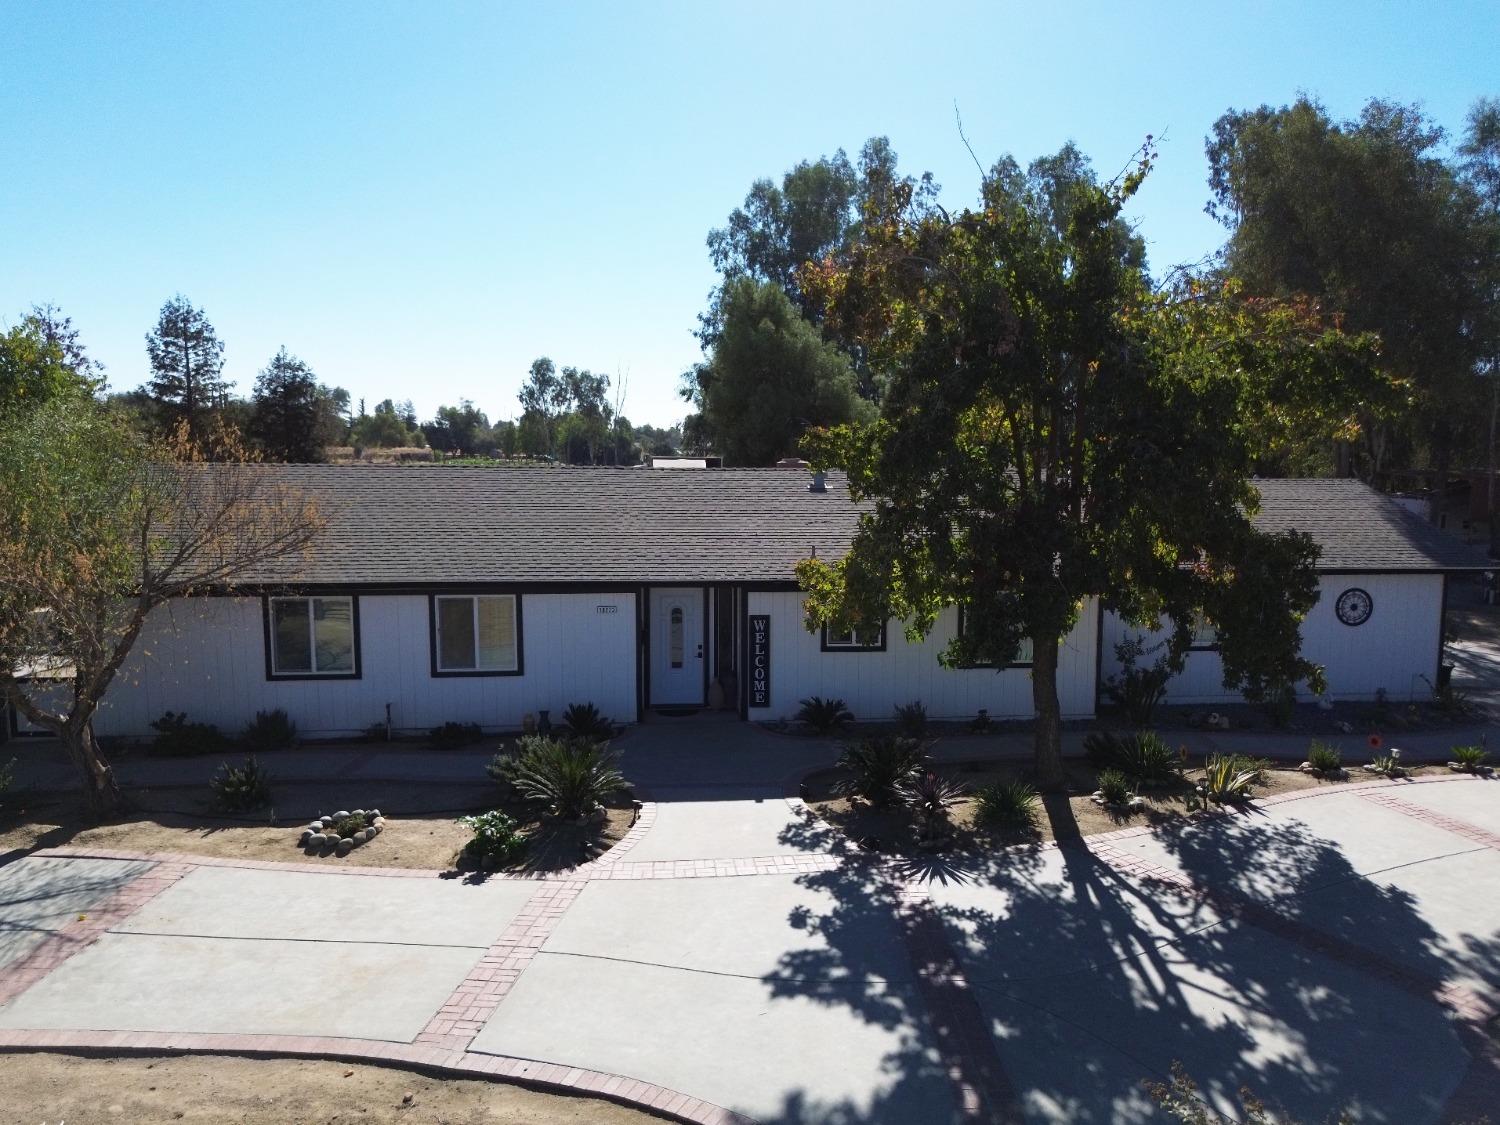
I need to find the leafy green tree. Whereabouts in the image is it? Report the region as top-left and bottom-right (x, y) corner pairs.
(143, 295), (230, 439)
(1206, 97), (1488, 498)
(795, 143), (1380, 786)
(249, 347), (343, 462)
(351, 398), (424, 449)
(1460, 98), (1500, 551)
(700, 279), (871, 466)
(516, 409), (550, 457)
(0, 304), (103, 409)
(0, 395), (323, 815)
(423, 400), (493, 455)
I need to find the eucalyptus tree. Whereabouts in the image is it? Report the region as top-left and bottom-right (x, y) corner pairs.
(795, 144), (1382, 786)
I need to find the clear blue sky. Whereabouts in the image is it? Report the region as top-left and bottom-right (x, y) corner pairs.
(3, 1), (1496, 429)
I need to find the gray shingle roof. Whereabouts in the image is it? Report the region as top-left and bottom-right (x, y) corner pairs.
(1249, 478), (1490, 572)
(242, 465), (866, 585)
(232, 467), (1488, 586)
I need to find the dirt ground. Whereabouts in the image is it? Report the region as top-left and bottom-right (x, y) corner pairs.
(0, 779), (633, 873)
(805, 758), (1448, 853)
(4, 1051), (663, 1123)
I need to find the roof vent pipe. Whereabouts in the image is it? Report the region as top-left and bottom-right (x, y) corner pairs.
(809, 470), (827, 494)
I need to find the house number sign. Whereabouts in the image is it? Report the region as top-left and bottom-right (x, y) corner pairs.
(749, 614), (771, 708)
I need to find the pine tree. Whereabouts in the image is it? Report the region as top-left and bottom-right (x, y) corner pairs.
(250, 347), (334, 462)
(143, 295), (228, 437)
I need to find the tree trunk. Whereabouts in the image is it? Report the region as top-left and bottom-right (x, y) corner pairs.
(1031, 633), (1066, 791)
(65, 720), (125, 820)
(1430, 422), (1452, 526)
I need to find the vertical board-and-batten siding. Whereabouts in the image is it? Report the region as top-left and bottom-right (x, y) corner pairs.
(92, 593), (638, 737)
(747, 593), (1099, 721)
(1098, 573), (1443, 704)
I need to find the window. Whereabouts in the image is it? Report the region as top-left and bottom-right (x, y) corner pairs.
(432, 594), (520, 675)
(821, 623), (886, 652)
(1188, 614), (1219, 650)
(957, 606), (1033, 667)
(267, 596), (358, 678)
(670, 607), (684, 669)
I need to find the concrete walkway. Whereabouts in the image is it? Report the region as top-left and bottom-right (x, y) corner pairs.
(2, 723), (1498, 1123)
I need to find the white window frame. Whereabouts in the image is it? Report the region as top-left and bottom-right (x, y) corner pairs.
(267, 595), (358, 678)
(432, 593), (521, 676)
(821, 623), (885, 651)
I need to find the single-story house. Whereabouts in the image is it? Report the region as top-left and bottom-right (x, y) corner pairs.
(4, 468), (1490, 741)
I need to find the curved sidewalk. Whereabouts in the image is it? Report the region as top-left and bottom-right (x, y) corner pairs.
(2, 755), (1498, 1122)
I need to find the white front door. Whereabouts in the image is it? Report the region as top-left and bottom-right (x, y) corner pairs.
(650, 587), (704, 706)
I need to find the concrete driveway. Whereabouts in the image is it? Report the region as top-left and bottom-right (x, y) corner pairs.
(1, 722), (1497, 1123)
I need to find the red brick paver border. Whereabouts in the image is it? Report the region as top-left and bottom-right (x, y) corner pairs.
(1358, 789), (1500, 850)
(416, 879), (588, 1052)
(0, 858), (190, 1008)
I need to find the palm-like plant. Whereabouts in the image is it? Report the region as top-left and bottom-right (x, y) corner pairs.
(796, 696), (854, 734)
(833, 736), (928, 807)
(510, 736), (625, 819)
(562, 702), (614, 740)
(898, 770), (967, 840)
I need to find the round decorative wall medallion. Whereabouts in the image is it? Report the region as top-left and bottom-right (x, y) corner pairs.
(1335, 587), (1373, 627)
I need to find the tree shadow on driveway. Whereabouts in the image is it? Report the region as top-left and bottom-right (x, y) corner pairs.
(762, 797), (1497, 1124)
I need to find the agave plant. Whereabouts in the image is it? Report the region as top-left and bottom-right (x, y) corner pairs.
(897, 770), (967, 840)
(832, 736), (928, 808)
(509, 736), (625, 819)
(796, 696), (855, 734)
(1198, 754), (1257, 804)
(562, 701), (614, 741)
(973, 778), (1040, 832)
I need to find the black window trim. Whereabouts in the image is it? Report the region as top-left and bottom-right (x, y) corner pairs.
(820, 622), (887, 652)
(428, 592), (526, 678)
(957, 605), (1034, 668)
(262, 593), (363, 681)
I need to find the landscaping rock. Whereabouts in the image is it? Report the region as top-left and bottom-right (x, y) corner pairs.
(333, 810), (350, 820)
(308, 833), (327, 848)
(336, 837), (354, 855)
(319, 815), (333, 828)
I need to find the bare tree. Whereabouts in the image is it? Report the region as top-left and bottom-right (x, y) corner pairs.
(0, 404), (324, 816)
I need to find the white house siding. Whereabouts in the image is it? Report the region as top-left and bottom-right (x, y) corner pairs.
(91, 592), (639, 738)
(1099, 573), (1444, 705)
(746, 593), (1099, 721)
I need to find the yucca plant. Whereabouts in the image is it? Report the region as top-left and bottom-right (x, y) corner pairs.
(898, 770), (967, 840)
(1095, 768), (1134, 806)
(974, 778), (1040, 831)
(509, 736), (625, 819)
(1306, 741), (1342, 774)
(562, 701), (614, 740)
(1083, 730), (1182, 785)
(1451, 744), (1489, 773)
(893, 700), (928, 737)
(209, 756), (273, 811)
(796, 696), (854, 734)
(832, 736), (928, 808)
(1199, 754), (1257, 804)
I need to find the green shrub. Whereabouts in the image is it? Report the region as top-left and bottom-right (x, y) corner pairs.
(893, 700), (927, 737)
(209, 756), (273, 811)
(242, 708), (297, 753)
(1307, 741), (1342, 773)
(1199, 754), (1257, 803)
(1451, 744), (1489, 772)
(332, 812), (369, 838)
(458, 809), (528, 865)
(974, 779), (1040, 832)
(562, 702), (614, 741)
(509, 736), (625, 819)
(832, 736), (928, 808)
(967, 709), (993, 733)
(150, 712), (228, 758)
(796, 696), (854, 734)
(1147, 1060), (1354, 1124)
(1083, 730), (1182, 785)
(897, 770), (966, 839)
(1095, 769), (1133, 805)
(1102, 637), (1173, 725)
(0, 757), (16, 806)
(429, 721), (483, 749)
